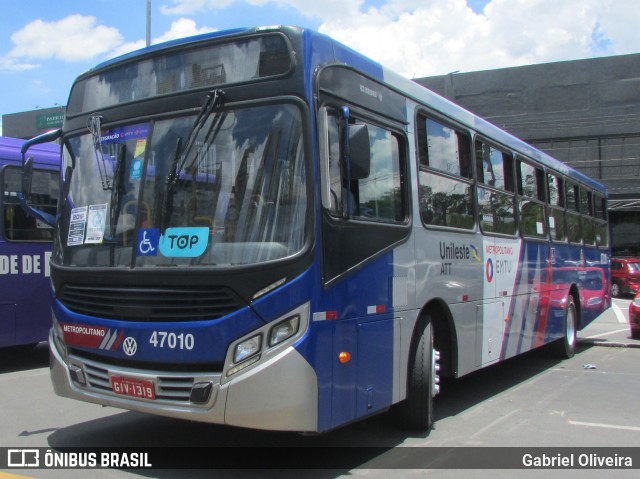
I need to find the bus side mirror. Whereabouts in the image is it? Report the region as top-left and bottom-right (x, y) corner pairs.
(347, 124), (371, 180)
(19, 129), (61, 227)
(22, 155), (34, 203)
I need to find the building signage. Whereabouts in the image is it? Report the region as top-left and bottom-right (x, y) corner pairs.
(36, 112), (64, 129)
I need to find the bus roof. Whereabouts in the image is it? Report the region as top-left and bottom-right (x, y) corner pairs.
(302, 27), (607, 195)
(0, 136), (60, 167)
(377, 67), (606, 194)
(76, 25), (606, 196)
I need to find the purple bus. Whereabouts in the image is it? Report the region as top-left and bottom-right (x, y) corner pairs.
(0, 136), (59, 350)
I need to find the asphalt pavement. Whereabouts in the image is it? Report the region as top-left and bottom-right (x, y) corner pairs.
(578, 298), (639, 348)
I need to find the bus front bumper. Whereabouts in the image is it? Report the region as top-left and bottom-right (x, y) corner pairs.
(49, 328), (319, 432)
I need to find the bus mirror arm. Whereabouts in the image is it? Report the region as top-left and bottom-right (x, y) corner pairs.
(19, 128), (61, 227)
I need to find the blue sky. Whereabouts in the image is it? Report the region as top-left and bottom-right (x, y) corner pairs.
(1, 0), (638, 132)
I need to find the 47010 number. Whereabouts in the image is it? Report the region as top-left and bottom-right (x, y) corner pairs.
(149, 331), (195, 350)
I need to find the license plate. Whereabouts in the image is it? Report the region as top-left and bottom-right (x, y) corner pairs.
(111, 375), (156, 400)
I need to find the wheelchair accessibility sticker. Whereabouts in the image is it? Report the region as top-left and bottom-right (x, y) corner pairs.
(137, 228), (159, 256)
(137, 227), (209, 258)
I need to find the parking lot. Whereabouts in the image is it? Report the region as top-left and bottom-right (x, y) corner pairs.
(1, 298), (639, 478)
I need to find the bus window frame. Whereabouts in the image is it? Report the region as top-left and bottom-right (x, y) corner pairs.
(515, 156), (548, 240)
(565, 179), (582, 245)
(415, 110), (476, 233)
(580, 186), (597, 246)
(474, 136), (517, 238)
(593, 192), (609, 248)
(320, 103), (410, 226)
(546, 171), (567, 243)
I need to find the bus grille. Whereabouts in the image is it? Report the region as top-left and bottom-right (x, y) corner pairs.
(83, 363), (196, 403)
(58, 284), (245, 321)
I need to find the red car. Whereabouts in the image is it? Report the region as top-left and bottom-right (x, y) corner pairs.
(611, 257), (640, 298)
(629, 292), (640, 339)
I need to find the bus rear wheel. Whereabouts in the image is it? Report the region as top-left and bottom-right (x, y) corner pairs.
(400, 319), (440, 431)
(554, 296), (577, 359)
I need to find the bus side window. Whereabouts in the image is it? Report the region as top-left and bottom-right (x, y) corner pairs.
(547, 173), (566, 242)
(566, 181), (581, 244)
(475, 140), (516, 236)
(326, 110), (406, 223)
(326, 110), (343, 216)
(594, 193), (608, 247)
(2, 166), (58, 242)
(580, 187), (596, 246)
(517, 158), (546, 239)
(417, 115), (474, 230)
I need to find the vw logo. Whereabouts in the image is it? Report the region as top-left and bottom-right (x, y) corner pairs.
(123, 337), (138, 356)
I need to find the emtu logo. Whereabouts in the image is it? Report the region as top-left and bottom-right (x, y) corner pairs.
(486, 258), (494, 283)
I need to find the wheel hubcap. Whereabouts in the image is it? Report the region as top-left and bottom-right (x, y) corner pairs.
(432, 349), (441, 396)
(567, 308), (576, 347)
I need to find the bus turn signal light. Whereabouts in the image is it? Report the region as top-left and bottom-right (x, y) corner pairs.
(338, 352), (351, 364)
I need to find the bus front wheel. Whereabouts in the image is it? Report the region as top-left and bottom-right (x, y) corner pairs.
(400, 319), (439, 431)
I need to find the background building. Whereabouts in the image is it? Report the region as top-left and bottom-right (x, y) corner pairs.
(416, 53), (640, 256)
(2, 106), (65, 140)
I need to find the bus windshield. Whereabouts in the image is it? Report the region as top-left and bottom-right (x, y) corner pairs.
(58, 102), (307, 268)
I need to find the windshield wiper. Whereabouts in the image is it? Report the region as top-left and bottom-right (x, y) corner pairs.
(161, 89), (225, 230)
(87, 113), (112, 190)
(108, 144), (127, 239)
(166, 89), (225, 186)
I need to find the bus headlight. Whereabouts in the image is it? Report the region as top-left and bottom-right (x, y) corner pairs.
(223, 302), (310, 381)
(269, 316), (300, 347)
(52, 316), (68, 361)
(234, 335), (262, 363)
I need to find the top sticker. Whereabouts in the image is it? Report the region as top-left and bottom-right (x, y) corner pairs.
(159, 227), (209, 257)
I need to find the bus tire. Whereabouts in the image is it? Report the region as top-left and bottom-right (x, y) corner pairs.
(401, 319), (437, 432)
(555, 296), (577, 359)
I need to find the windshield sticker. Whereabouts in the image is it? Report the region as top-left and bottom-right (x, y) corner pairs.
(137, 228), (159, 256)
(130, 139), (147, 181)
(159, 227), (209, 257)
(100, 123), (150, 144)
(67, 206), (88, 246)
(85, 204), (108, 244)
(130, 157), (143, 181)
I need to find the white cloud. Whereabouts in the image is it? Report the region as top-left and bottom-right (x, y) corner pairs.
(318, 0), (627, 77)
(159, 0), (639, 78)
(161, 0), (236, 15)
(109, 18), (216, 58)
(4, 0), (637, 81)
(3, 14), (216, 71)
(154, 18), (216, 43)
(161, 0), (363, 21)
(0, 55), (39, 72)
(8, 15), (123, 62)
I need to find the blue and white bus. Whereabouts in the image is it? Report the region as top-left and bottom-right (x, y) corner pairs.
(21, 26), (609, 433)
(1, 136), (59, 350)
